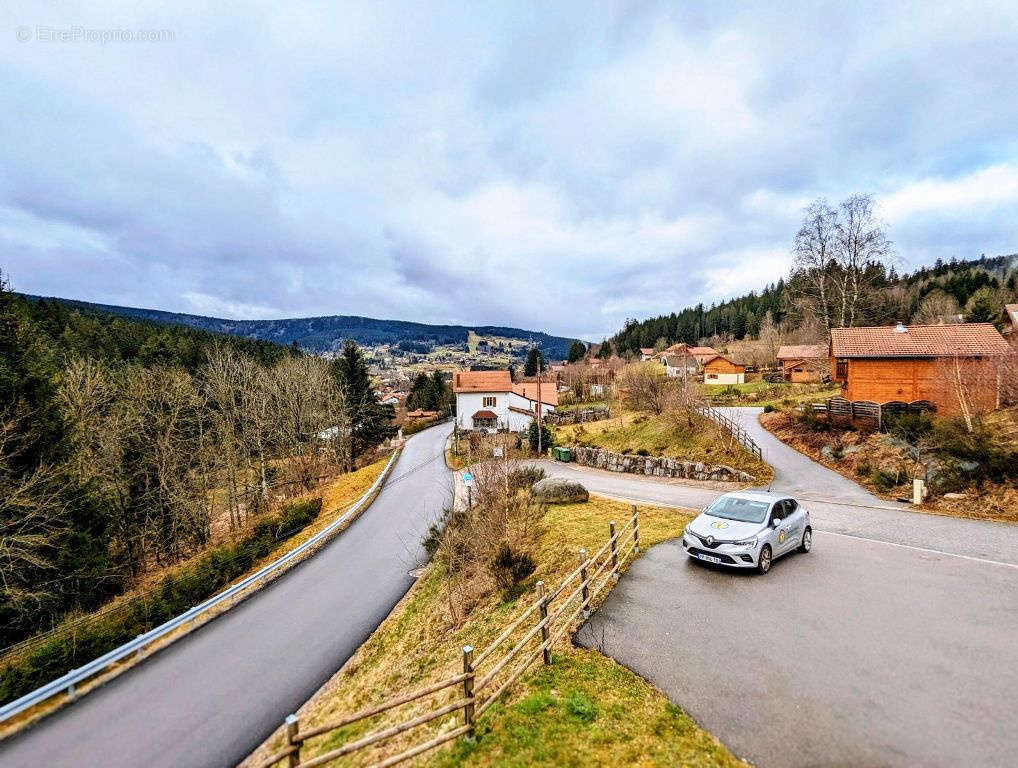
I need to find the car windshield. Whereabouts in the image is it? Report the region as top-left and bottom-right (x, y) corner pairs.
(705, 496), (770, 524)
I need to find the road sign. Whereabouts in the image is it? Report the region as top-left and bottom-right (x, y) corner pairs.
(463, 472), (474, 487)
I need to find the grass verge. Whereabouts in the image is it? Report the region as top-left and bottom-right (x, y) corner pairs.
(244, 496), (744, 768)
(701, 380), (839, 408)
(554, 410), (772, 484)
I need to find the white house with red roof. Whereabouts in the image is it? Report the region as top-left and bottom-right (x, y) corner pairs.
(453, 370), (557, 432)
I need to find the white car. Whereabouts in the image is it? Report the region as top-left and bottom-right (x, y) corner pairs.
(681, 491), (812, 574)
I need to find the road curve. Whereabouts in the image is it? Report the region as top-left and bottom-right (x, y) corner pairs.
(539, 407), (1018, 566)
(0, 422), (453, 768)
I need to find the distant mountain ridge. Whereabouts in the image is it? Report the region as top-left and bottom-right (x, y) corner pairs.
(25, 296), (578, 359)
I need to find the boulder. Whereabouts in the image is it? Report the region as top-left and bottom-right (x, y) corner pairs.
(532, 477), (590, 504)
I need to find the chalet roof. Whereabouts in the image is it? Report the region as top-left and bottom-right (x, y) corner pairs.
(471, 409), (497, 420)
(702, 354), (745, 370)
(688, 346), (718, 358)
(640, 347), (656, 355)
(512, 382), (559, 406)
(453, 369), (512, 393)
(777, 344), (828, 361)
(663, 353), (695, 366)
(830, 323), (1010, 358)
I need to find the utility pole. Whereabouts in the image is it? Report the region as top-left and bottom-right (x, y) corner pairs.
(536, 356), (544, 455)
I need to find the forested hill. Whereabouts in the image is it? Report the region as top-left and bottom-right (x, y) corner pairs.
(25, 296), (578, 360)
(613, 253), (1018, 353)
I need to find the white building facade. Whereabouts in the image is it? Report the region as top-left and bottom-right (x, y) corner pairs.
(453, 370), (556, 432)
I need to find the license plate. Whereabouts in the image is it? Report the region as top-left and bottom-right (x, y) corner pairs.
(696, 553), (722, 564)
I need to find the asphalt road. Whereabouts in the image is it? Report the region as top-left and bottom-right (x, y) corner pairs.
(567, 407), (1018, 766)
(0, 422), (453, 768)
(541, 407), (1018, 566)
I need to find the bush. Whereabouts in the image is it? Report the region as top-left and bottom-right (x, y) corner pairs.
(491, 544), (536, 593)
(636, 448), (650, 457)
(797, 407), (827, 432)
(0, 496), (323, 705)
(871, 467), (905, 492)
(527, 422), (554, 453)
(508, 466), (546, 493)
(763, 404), (775, 413)
(885, 411), (934, 445)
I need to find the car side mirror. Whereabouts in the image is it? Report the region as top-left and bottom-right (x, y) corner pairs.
(771, 517), (781, 527)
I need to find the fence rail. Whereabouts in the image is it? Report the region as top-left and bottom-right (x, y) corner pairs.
(692, 403), (764, 460)
(0, 446), (404, 725)
(255, 507), (643, 768)
(807, 397), (936, 429)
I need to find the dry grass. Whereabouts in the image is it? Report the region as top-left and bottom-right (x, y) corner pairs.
(244, 497), (744, 768)
(554, 410), (773, 483)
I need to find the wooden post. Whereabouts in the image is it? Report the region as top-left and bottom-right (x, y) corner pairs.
(462, 645), (476, 741)
(632, 506), (640, 553)
(609, 520), (619, 580)
(286, 713), (302, 767)
(579, 549), (590, 619)
(536, 581), (551, 665)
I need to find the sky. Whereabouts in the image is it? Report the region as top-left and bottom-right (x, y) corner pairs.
(2, 1), (1017, 341)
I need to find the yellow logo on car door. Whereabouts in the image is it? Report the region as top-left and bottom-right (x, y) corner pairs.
(778, 530), (786, 543)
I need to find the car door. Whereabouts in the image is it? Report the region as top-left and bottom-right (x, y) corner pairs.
(764, 500), (785, 553)
(773, 500), (796, 555)
(780, 499), (805, 554)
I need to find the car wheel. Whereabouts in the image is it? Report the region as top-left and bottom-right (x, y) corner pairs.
(799, 527), (812, 553)
(757, 544), (772, 574)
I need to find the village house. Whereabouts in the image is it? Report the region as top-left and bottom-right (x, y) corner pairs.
(688, 346), (720, 366)
(1003, 304), (1018, 337)
(639, 347), (656, 361)
(662, 350), (698, 379)
(453, 370), (557, 432)
(702, 354), (746, 384)
(776, 344), (829, 382)
(829, 323), (1010, 414)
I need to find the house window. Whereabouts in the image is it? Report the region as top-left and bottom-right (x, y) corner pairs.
(836, 360), (848, 380)
(706, 372), (718, 380)
(483, 396), (496, 407)
(474, 416), (496, 429)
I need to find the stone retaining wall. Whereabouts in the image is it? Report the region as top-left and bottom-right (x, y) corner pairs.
(545, 407), (612, 425)
(568, 445), (756, 483)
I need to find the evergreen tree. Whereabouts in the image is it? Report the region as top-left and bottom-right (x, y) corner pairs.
(332, 340), (396, 470)
(567, 340), (586, 363)
(964, 287), (999, 325)
(596, 339), (613, 359)
(524, 347), (545, 376)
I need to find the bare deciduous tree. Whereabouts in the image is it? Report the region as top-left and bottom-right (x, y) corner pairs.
(833, 194), (894, 328)
(619, 363), (675, 415)
(792, 199), (838, 331)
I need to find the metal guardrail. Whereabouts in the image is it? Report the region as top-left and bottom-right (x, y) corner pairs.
(693, 403), (764, 460)
(0, 446), (403, 724)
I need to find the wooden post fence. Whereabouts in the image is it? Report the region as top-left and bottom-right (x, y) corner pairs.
(285, 713), (301, 767)
(462, 645), (475, 740)
(609, 520), (619, 580)
(253, 507), (644, 768)
(579, 549), (590, 619)
(536, 581), (551, 666)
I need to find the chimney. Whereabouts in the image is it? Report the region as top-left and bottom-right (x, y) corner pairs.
(894, 322), (908, 333)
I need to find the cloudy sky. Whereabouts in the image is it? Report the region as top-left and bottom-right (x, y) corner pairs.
(2, 1), (1017, 340)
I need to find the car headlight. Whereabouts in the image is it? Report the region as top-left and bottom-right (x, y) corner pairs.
(732, 537), (757, 548)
